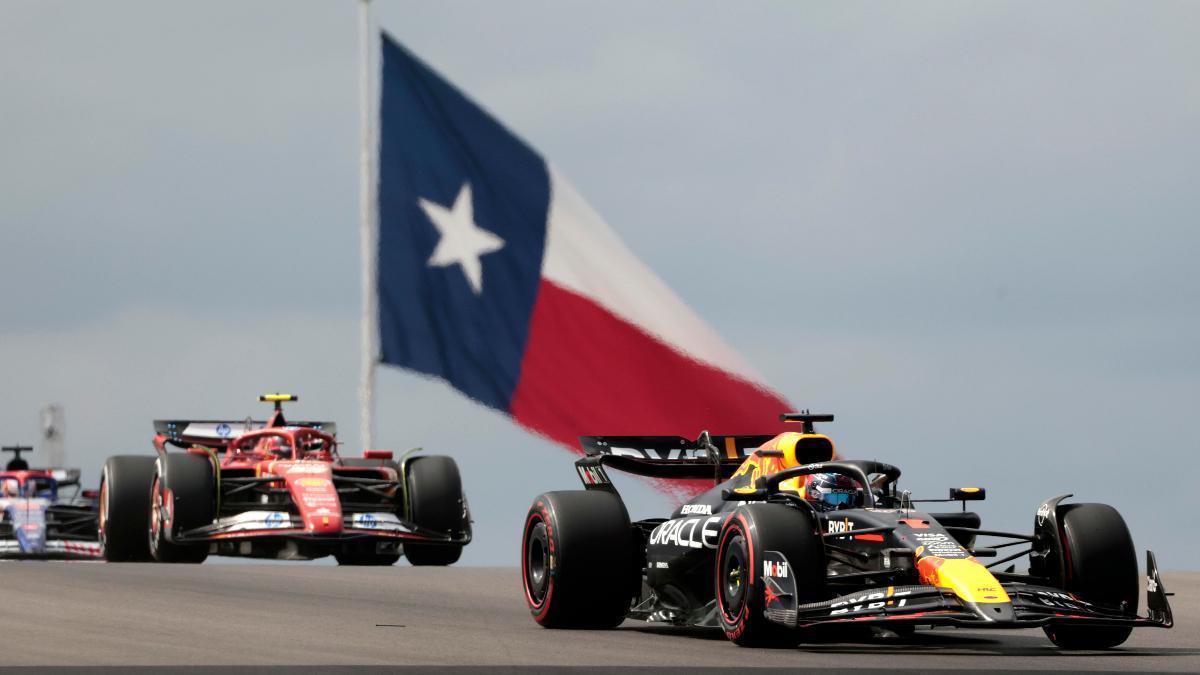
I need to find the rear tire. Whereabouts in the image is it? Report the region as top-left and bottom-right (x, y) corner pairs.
(521, 490), (637, 628)
(404, 456), (467, 566)
(149, 453), (213, 563)
(1043, 503), (1137, 650)
(98, 456), (157, 562)
(716, 503), (825, 647)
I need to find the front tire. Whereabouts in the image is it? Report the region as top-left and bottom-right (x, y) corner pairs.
(404, 456), (468, 566)
(716, 503), (825, 647)
(1043, 503), (1137, 649)
(98, 456), (157, 562)
(149, 453), (213, 563)
(521, 490), (637, 628)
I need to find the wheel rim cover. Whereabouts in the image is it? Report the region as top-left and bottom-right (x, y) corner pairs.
(721, 533), (748, 618)
(526, 521), (550, 603)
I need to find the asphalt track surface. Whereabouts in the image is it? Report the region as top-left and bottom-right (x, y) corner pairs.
(0, 564), (1194, 671)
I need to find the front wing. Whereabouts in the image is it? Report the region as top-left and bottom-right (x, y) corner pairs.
(0, 538), (102, 560)
(172, 511), (471, 546)
(764, 551), (1173, 631)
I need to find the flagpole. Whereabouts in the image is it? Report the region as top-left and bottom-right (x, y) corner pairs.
(357, 0), (377, 451)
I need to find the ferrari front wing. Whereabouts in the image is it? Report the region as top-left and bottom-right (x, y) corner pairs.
(172, 510), (471, 545)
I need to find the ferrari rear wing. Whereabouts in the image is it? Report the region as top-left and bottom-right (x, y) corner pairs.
(154, 419), (338, 450)
(576, 434), (774, 482)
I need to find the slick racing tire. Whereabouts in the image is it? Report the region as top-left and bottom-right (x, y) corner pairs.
(1043, 503), (1138, 650)
(403, 456), (467, 566)
(522, 490), (637, 628)
(149, 453), (214, 563)
(716, 503), (826, 647)
(98, 456), (157, 562)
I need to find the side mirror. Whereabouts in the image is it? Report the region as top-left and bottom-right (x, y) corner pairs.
(950, 487), (986, 501)
(363, 449), (394, 460)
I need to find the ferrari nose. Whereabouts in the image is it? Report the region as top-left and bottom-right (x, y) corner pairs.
(281, 464), (343, 534)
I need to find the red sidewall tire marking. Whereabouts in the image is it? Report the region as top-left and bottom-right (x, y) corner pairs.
(717, 513), (755, 637)
(522, 505), (555, 622)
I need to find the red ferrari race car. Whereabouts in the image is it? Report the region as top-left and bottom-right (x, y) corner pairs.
(98, 394), (471, 565)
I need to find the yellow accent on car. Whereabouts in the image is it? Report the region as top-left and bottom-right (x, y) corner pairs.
(921, 558), (1011, 604)
(260, 393), (297, 402)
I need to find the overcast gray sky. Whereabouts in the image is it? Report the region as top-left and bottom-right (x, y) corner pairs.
(1, 1), (1197, 567)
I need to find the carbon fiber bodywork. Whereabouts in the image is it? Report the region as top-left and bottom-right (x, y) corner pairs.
(569, 434), (1173, 638)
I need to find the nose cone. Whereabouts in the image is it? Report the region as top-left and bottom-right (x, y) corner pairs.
(10, 503), (47, 553)
(281, 463), (342, 534)
(918, 556), (1014, 620)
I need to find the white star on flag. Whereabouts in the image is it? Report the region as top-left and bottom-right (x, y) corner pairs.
(419, 183), (506, 294)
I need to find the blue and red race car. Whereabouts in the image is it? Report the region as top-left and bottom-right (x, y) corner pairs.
(0, 445), (101, 560)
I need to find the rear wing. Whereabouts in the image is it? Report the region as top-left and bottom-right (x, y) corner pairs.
(154, 419), (338, 450)
(577, 434), (776, 481)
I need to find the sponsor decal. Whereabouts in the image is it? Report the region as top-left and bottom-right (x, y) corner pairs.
(607, 447), (744, 461)
(912, 532), (968, 559)
(576, 465), (609, 486)
(285, 464), (329, 475)
(649, 516), (723, 549)
(763, 560), (788, 578)
(680, 504), (712, 515)
(1148, 574), (1158, 594)
(1033, 589), (1090, 609)
(349, 512), (410, 533)
(301, 494), (338, 509)
(295, 477), (329, 488)
(654, 561), (669, 569)
(215, 423), (232, 438)
(827, 519), (855, 534)
(1036, 502), (1052, 526)
(263, 512), (289, 528)
(830, 588), (911, 616)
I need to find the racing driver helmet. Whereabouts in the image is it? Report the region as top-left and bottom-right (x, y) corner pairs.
(258, 436), (289, 458)
(805, 473), (862, 512)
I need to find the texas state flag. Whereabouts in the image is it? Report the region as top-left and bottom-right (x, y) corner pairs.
(376, 33), (792, 487)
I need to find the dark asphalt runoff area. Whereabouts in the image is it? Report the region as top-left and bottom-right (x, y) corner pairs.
(0, 564), (1194, 671)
